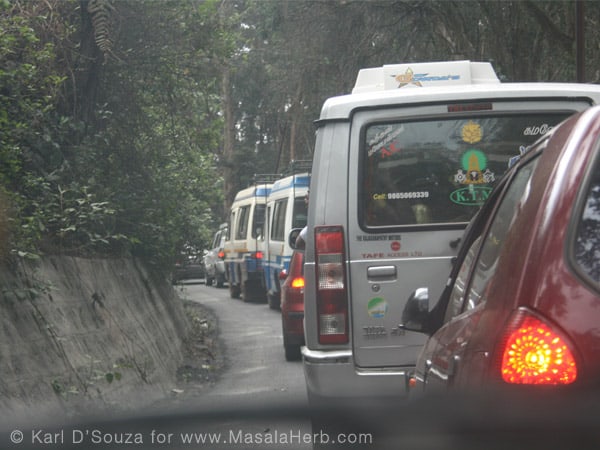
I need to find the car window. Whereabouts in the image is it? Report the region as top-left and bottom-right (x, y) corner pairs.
(292, 196), (308, 229)
(444, 235), (483, 322)
(236, 206), (249, 239)
(212, 230), (222, 248)
(252, 204), (266, 239)
(464, 158), (539, 311)
(271, 199), (287, 241)
(574, 155), (600, 287)
(361, 113), (568, 228)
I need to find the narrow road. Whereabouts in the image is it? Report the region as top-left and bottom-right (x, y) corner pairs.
(177, 282), (312, 449)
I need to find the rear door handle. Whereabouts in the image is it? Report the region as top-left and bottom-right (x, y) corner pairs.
(367, 265), (397, 281)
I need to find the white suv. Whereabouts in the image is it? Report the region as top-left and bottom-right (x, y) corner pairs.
(301, 60), (600, 406)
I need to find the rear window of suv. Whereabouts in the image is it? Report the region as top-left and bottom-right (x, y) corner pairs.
(361, 113), (570, 228)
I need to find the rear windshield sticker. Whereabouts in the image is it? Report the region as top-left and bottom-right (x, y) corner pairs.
(367, 125), (405, 159)
(461, 121), (483, 144)
(524, 123), (554, 137)
(450, 149), (496, 206)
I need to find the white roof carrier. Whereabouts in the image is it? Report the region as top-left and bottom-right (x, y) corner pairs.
(352, 60), (500, 94)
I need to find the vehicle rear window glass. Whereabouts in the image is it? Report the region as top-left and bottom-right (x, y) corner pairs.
(252, 204), (266, 239)
(236, 206), (249, 239)
(575, 158), (600, 286)
(292, 196), (308, 229)
(271, 199), (287, 241)
(465, 158), (538, 311)
(361, 113), (569, 228)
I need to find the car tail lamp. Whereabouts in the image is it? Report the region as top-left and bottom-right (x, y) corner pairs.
(218, 250), (225, 259)
(253, 251), (264, 260)
(291, 276), (305, 289)
(499, 311), (577, 385)
(315, 226), (348, 345)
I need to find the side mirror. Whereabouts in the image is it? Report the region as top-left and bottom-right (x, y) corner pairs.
(401, 287), (430, 333)
(288, 228), (303, 250)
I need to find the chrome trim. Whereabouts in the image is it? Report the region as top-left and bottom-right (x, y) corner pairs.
(302, 347), (352, 363)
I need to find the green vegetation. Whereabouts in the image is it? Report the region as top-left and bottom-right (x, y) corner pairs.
(1, 0), (598, 273)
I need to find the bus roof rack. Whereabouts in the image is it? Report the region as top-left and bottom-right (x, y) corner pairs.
(282, 159), (312, 176)
(252, 174), (280, 185)
(352, 60), (500, 94)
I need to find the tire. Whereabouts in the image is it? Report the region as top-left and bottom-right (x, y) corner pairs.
(241, 280), (265, 303)
(229, 283), (241, 299)
(284, 343), (301, 361)
(267, 292), (280, 310)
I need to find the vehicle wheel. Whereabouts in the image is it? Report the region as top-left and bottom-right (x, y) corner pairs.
(284, 343), (301, 361)
(241, 280), (265, 303)
(229, 283), (241, 299)
(267, 292), (280, 310)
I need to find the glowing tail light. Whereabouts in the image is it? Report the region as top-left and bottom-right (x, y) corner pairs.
(291, 277), (305, 289)
(500, 311), (577, 385)
(314, 226), (348, 345)
(218, 250), (225, 259)
(253, 251), (264, 260)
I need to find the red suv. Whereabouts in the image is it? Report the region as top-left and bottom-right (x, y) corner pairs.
(403, 106), (600, 392)
(280, 250), (305, 361)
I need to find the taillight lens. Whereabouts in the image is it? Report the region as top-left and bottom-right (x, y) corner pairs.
(254, 251), (264, 259)
(500, 311), (577, 385)
(315, 226), (348, 345)
(291, 277), (305, 289)
(218, 250), (225, 259)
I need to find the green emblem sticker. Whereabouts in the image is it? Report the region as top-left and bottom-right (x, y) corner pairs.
(451, 149), (496, 206)
(367, 297), (388, 319)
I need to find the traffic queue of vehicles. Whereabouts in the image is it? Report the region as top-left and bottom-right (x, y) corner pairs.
(204, 168), (309, 360)
(205, 61), (600, 405)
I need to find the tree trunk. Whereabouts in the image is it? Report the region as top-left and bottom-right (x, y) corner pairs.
(222, 65), (236, 214)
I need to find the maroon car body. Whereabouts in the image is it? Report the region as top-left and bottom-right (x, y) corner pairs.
(404, 106), (600, 392)
(280, 250), (305, 361)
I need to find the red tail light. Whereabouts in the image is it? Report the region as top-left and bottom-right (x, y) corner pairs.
(253, 251), (264, 259)
(500, 311), (577, 385)
(291, 277), (305, 289)
(314, 226), (348, 345)
(218, 250), (225, 259)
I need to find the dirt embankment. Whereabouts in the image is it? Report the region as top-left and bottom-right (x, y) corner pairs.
(0, 256), (221, 422)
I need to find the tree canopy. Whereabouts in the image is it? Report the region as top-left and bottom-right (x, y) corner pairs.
(1, 0), (598, 270)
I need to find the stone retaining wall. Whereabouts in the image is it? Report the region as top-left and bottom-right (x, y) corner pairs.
(0, 256), (189, 418)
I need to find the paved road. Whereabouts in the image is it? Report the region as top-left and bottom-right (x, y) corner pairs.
(177, 282), (312, 449)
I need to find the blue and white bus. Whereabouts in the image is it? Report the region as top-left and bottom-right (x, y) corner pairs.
(264, 171), (310, 309)
(224, 182), (272, 302)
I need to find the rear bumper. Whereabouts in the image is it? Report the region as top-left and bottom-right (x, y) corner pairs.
(302, 347), (410, 402)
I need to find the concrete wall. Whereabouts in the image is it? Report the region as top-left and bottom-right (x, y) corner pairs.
(0, 256), (189, 417)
